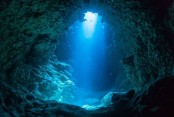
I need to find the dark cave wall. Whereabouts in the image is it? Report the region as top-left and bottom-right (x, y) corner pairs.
(0, 0), (173, 95)
(0, 0), (86, 100)
(0, 0), (83, 70)
(168, 1), (174, 34)
(0, 0), (83, 86)
(104, 0), (174, 91)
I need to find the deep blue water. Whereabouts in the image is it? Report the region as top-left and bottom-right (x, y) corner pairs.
(70, 12), (107, 91)
(54, 12), (131, 106)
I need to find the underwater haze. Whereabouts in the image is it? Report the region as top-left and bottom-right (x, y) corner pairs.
(55, 12), (131, 107)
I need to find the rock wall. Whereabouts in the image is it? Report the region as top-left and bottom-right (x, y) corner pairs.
(0, 0), (84, 100)
(104, 0), (174, 91)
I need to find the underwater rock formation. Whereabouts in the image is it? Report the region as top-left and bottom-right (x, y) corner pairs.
(1, 76), (174, 117)
(0, 0), (82, 103)
(0, 83), (89, 117)
(0, 0), (174, 116)
(105, 0), (174, 91)
(130, 76), (174, 117)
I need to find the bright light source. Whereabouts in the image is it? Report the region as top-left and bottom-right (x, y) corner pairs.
(84, 12), (98, 22)
(83, 12), (98, 39)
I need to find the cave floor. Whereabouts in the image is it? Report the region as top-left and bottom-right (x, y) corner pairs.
(1, 76), (174, 117)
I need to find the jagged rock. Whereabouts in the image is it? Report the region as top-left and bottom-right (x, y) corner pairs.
(0, 83), (91, 117)
(130, 76), (174, 117)
(1, 76), (174, 117)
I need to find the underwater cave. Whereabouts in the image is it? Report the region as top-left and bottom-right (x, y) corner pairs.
(0, 0), (174, 117)
(55, 11), (132, 107)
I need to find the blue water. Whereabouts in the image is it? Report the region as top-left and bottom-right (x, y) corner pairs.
(53, 12), (132, 107)
(69, 12), (107, 91)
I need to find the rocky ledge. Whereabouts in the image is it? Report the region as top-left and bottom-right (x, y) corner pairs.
(0, 76), (174, 117)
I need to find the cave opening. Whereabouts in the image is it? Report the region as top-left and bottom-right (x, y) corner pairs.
(55, 11), (132, 108)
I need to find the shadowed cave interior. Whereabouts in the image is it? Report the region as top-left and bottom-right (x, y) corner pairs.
(0, 0), (174, 117)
